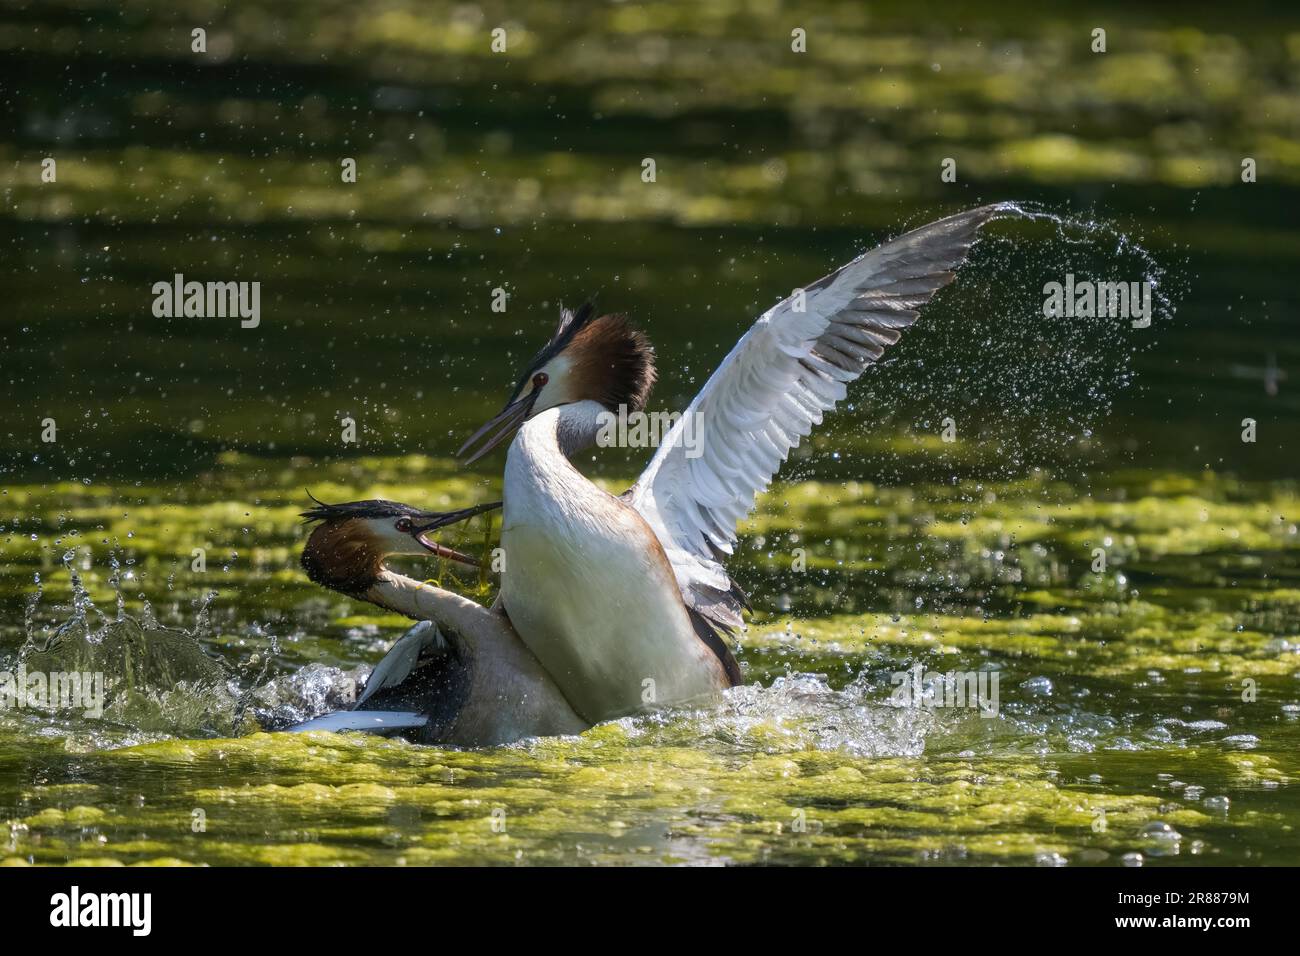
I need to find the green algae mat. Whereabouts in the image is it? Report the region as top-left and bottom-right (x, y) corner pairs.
(3, 462), (1298, 865)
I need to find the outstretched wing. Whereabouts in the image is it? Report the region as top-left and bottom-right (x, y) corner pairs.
(627, 203), (1015, 631)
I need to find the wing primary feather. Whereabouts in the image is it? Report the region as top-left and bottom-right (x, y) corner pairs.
(629, 203), (1015, 632)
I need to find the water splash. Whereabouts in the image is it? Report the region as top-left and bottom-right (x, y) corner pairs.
(615, 673), (938, 758)
(11, 565), (363, 743)
(834, 201), (1185, 484)
(22, 550), (107, 652)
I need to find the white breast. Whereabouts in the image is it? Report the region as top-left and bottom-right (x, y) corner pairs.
(500, 406), (728, 724)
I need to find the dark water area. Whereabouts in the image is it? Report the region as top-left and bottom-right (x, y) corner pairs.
(2, 2), (1297, 484)
(4, 195), (1297, 485)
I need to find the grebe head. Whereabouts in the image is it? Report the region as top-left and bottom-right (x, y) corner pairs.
(299, 496), (498, 593)
(459, 301), (657, 463)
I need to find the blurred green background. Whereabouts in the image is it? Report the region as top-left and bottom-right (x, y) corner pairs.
(1, 0), (1297, 482)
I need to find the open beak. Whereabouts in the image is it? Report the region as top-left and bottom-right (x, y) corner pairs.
(457, 392), (537, 465)
(409, 501), (501, 567)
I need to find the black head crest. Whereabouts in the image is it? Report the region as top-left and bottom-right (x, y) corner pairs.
(300, 492), (425, 524)
(505, 299), (599, 403)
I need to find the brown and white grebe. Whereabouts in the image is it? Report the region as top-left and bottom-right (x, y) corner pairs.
(459, 204), (1013, 725)
(290, 497), (587, 745)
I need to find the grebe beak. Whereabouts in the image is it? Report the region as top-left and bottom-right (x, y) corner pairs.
(409, 501), (501, 566)
(457, 391), (538, 465)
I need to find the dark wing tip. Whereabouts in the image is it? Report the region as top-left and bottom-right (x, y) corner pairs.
(934, 200), (1024, 235)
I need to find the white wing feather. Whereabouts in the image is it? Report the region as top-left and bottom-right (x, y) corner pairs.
(627, 203), (1016, 628)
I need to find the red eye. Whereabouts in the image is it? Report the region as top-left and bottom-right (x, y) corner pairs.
(533, 372), (548, 388)
(395, 517), (412, 533)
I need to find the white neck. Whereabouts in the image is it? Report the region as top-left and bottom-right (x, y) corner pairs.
(505, 402), (612, 531)
(363, 570), (488, 639)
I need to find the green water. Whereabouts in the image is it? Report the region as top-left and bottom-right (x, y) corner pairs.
(1, 0), (1299, 865)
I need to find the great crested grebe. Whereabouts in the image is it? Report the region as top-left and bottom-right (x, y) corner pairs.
(459, 204), (1013, 724)
(291, 497), (587, 745)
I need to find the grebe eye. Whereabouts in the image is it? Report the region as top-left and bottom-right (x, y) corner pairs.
(533, 372), (548, 388)
(395, 517), (412, 533)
